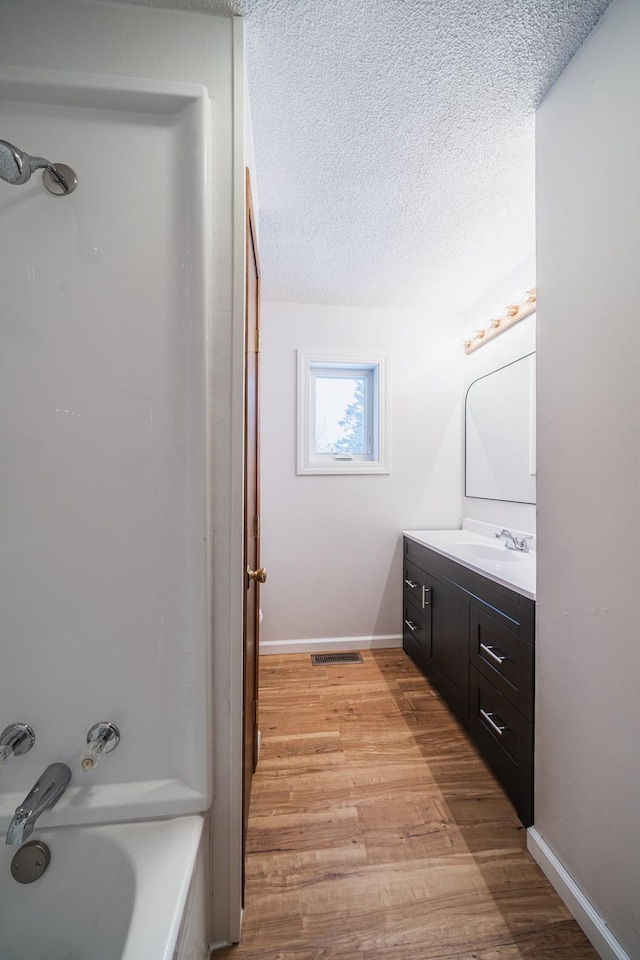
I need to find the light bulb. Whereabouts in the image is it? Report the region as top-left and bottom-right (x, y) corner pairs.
(515, 289), (536, 305)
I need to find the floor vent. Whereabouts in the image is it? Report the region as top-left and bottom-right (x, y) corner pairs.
(311, 652), (363, 666)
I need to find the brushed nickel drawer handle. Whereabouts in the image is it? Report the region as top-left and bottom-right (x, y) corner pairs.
(422, 586), (431, 608)
(480, 709), (506, 736)
(404, 579), (418, 589)
(480, 643), (506, 665)
(404, 619), (417, 632)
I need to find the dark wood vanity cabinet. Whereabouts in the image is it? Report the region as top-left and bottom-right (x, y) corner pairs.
(402, 536), (535, 826)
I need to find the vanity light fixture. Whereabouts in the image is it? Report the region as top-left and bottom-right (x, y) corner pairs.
(463, 287), (536, 354)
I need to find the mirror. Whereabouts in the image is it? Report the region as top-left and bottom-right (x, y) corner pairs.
(465, 352), (536, 504)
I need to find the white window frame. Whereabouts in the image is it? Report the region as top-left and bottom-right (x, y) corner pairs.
(297, 350), (389, 475)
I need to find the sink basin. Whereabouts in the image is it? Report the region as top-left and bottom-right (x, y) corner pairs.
(451, 542), (525, 563)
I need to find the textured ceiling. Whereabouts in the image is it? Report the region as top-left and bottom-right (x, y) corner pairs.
(89, 0), (612, 311)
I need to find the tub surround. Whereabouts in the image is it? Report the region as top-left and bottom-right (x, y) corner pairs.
(403, 519), (536, 600)
(0, 56), (215, 957)
(0, 66), (211, 829)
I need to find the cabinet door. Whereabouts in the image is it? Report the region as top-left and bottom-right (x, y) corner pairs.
(429, 571), (469, 721)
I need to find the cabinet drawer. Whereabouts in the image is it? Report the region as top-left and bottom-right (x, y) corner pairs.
(476, 672), (520, 766)
(403, 558), (430, 613)
(470, 607), (533, 719)
(470, 669), (533, 821)
(402, 600), (429, 668)
(404, 536), (430, 571)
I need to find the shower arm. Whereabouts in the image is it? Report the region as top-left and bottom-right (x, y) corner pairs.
(28, 155), (71, 193)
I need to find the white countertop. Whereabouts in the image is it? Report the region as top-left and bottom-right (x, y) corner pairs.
(403, 519), (536, 600)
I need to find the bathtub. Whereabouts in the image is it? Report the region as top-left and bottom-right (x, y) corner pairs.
(0, 815), (205, 960)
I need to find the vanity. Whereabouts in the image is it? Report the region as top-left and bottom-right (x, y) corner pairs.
(402, 524), (535, 826)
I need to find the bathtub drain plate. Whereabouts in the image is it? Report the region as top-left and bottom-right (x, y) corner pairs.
(11, 841), (51, 884)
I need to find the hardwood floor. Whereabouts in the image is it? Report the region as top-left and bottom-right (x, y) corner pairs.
(214, 649), (597, 960)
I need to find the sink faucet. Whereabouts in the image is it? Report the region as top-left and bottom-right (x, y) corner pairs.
(6, 762), (72, 845)
(495, 529), (533, 553)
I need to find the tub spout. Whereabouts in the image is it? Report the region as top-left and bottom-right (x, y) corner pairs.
(6, 762), (71, 845)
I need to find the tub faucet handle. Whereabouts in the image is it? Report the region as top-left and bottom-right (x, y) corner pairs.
(79, 722), (120, 772)
(0, 724), (35, 770)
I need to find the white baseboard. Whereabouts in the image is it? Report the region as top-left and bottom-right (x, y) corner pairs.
(527, 828), (631, 960)
(259, 634), (403, 656)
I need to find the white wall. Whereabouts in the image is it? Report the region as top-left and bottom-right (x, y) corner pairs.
(0, 0), (244, 945)
(462, 255), (536, 533)
(260, 301), (464, 649)
(244, 67), (259, 219)
(536, 0), (640, 956)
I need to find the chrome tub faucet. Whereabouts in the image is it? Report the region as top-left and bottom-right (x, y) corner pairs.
(6, 762), (72, 845)
(495, 529), (534, 553)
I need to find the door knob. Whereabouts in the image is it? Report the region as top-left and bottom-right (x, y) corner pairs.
(247, 566), (267, 584)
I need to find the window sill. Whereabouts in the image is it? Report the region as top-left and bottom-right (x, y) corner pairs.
(296, 460), (390, 476)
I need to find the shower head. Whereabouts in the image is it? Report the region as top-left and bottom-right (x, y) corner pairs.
(0, 140), (76, 194)
(0, 139), (56, 185)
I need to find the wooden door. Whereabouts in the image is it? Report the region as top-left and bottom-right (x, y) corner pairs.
(242, 168), (263, 886)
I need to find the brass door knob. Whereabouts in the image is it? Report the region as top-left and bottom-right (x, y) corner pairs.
(247, 566), (267, 584)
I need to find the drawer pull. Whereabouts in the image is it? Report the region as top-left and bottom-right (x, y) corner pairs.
(404, 579), (418, 589)
(404, 619), (417, 633)
(422, 586), (431, 608)
(480, 643), (506, 665)
(480, 709), (506, 736)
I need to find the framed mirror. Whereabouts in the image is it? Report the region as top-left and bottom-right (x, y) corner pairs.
(465, 352), (536, 504)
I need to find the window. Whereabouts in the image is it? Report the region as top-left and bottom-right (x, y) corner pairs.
(297, 351), (389, 475)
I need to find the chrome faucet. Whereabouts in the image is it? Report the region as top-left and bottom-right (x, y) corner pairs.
(495, 529), (534, 553)
(6, 762), (71, 845)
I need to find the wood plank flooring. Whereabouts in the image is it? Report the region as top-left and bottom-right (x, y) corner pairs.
(214, 649), (597, 960)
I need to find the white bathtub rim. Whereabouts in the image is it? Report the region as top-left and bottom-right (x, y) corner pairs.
(118, 814), (205, 960)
